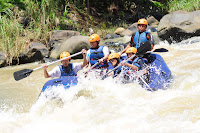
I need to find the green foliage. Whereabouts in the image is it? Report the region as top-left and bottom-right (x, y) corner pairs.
(166, 0), (200, 12)
(0, 13), (30, 64)
(1, 0), (200, 65)
(153, 1), (165, 10)
(0, 0), (26, 12)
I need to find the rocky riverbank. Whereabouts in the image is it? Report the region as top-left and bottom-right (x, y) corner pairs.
(1, 10), (200, 68)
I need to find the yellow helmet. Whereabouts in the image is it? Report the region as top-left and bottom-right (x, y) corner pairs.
(60, 51), (71, 60)
(138, 18), (148, 25)
(126, 47), (137, 54)
(108, 53), (120, 61)
(89, 34), (100, 42)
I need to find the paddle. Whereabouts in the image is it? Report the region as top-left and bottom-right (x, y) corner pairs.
(101, 42), (151, 80)
(87, 61), (100, 72)
(82, 61), (100, 77)
(13, 51), (83, 81)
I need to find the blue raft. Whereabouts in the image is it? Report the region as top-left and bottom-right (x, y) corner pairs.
(143, 53), (172, 91)
(41, 76), (78, 93)
(41, 53), (172, 93)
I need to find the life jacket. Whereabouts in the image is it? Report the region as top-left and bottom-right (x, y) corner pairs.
(113, 66), (122, 77)
(89, 46), (108, 68)
(127, 57), (146, 70)
(59, 63), (77, 77)
(113, 59), (124, 77)
(133, 31), (150, 49)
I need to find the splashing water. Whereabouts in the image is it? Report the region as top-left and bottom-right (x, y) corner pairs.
(0, 39), (200, 133)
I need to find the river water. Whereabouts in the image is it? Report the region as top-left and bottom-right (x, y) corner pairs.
(0, 38), (200, 133)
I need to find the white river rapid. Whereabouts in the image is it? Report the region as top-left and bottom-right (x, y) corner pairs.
(0, 38), (200, 133)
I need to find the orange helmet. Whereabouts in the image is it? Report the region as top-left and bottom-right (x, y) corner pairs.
(108, 53), (120, 61)
(60, 51), (71, 60)
(138, 18), (148, 25)
(89, 34), (100, 42)
(126, 47), (137, 54)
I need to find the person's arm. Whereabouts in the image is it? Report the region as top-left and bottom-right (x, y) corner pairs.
(119, 34), (135, 56)
(86, 50), (90, 66)
(81, 49), (87, 68)
(119, 43), (131, 56)
(123, 62), (139, 71)
(99, 46), (109, 63)
(43, 64), (51, 78)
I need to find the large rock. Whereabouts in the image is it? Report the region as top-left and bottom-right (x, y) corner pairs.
(0, 52), (7, 68)
(50, 36), (90, 59)
(101, 36), (130, 53)
(147, 16), (159, 28)
(49, 30), (80, 49)
(157, 10), (200, 43)
(114, 27), (125, 35)
(19, 48), (44, 64)
(28, 42), (49, 57)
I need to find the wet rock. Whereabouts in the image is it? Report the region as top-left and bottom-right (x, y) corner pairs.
(147, 16), (159, 28)
(104, 34), (120, 39)
(49, 30), (80, 50)
(114, 27), (125, 35)
(50, 36), (90, 59)
(157, 10), (200, 43)
(29, 42), (49, 57)
(19, 48), (43, 64)
(0, 52), (7, 68)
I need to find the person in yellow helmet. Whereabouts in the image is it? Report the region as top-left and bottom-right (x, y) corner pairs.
(107, 52), (122, 77)
(121, 47), (147, 71)
(119, 18), (154, 56)
(43, 49), (87, 78)
(86, 34), (109, 70)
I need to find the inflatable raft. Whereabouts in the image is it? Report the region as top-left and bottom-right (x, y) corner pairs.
(41, 53), (172, 93)
(41, 76), (78, 93)
(142, 53), (172, 91)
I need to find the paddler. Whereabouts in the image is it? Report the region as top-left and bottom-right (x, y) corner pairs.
(86, 33), (110, 75)
(43, 49), (87, 78)
(121, 47), (147, 70)
(106, 52), (122, 78)
(119, 18), (154, 56)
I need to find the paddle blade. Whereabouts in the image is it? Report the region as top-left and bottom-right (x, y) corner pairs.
(136, 41), (151, 55)
(153, 48), (168, 52)
(13, 69), (33, 81)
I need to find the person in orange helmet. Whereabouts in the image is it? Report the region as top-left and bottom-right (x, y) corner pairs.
(119, 18), (154, 56)
(86, 34), (109, 70)
(121, 47), (147, 71)
(107, 52), (122, 77)
(43, 49), (87, 78)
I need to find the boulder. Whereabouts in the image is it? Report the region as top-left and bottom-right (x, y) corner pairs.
(49, 30), (80, 49)
(19, 48), (43, 64)
(0, 52), (7, 68)
(103, 34), (120, 39)
(114, 27), (125, 35)
(50, 36), (90, 59)
(157, 10), (200, 43)
(28, 42), (49, 57)
(147, 16), (159, 27)
(13, 43), (48, 65)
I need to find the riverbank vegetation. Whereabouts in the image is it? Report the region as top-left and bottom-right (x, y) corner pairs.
(0, 0), (200, 64)
(166, 0), (200, 12)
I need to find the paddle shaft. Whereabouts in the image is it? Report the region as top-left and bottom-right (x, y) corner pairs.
(86, 61), (100, 72)
(138, 76), (153, 91)
(33, 51), (82, 71)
